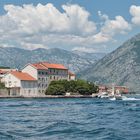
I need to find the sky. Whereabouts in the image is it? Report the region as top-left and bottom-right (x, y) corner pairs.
(0, 0), (140, 53)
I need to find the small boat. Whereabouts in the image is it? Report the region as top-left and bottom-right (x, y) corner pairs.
(98, 92), (109, 98)
(109, 95), (122, 100)
(109, 85), (123, 100)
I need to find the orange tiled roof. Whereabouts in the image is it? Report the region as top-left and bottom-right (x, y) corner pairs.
(41, 62), (68, 70)
(68, 71), (75, 76)
(32, 63), (48, 70)
(11, 71), (37, 81)
(0, 70), (7, 74)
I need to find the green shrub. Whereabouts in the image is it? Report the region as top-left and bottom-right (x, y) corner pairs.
(0, 82), (6, 89)
(45, 79), (98, 95)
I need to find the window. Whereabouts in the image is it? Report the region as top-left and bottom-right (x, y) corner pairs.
(56, 70), (59, 75)
(42, 78), (44, 81)
(50, 76), (52, 80)
(38, 83), (40, 87)
(42, 72), (44, 75)
(8, 81), (12, 86)
(14, 81), (17, 87)
(28, 82), (30, 87)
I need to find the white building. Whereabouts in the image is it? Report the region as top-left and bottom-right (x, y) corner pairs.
(68, 71), (76, 81)
(2, 71), (38, 97)
(0, 67), (17, 81)
(22, 62), (69, 95)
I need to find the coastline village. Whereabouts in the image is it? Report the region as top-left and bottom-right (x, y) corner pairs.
(0, 61), (129, 98)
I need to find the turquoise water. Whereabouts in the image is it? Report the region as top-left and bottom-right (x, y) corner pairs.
(0, 97), (140, 140)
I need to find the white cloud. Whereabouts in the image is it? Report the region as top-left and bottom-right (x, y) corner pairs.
(130, 5), (140, 25)
(3, 3), (96, 36)
(95, 12), (131, 43)
(101, 16), (131, 34)
(98, 11), (108, 21)
(20, 42), (48, 50)
(62, 4), (96, 35)
(0, 3), (133, 52)
(0, 3), (98, 50)
(72, 46), (97, 53)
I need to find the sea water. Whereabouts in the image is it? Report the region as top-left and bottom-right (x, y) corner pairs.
(0, 95), (140, 140)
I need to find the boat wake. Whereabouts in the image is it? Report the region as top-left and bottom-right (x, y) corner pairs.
(109, 96), (140, 101)
(122, 96), (140, 101)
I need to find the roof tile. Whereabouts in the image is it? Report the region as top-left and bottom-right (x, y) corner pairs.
(41, 62), (68, 70)
(11, 71), (37, 81)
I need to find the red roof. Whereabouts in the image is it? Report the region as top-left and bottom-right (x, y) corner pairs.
(41, 62), (68, 70)
(0, 70), (7, 74)
(68, 71), (75, 76)
(31, 62), (68, 70)
(32, 63), (48, 70)
(11, 71), (37, 81)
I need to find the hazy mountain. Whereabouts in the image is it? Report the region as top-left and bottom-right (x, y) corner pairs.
(72, 50), (106, 60)
(79, 33), (140, 92)
(0, 47), (104, 73)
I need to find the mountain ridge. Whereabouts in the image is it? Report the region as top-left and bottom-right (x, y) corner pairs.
(79, 33), (140, 92)
(0, 47), (104, 73)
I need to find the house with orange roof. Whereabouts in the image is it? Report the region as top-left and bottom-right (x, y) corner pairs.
(0, 70), (7, 81)
(2, 71), (38, 97)
(0, 67), (17, 81)
(22, 62), (71, 95)
(68, 71), (76, 81)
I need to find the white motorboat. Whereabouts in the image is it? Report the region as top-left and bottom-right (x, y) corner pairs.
(98, 92), (109, 98)
(109, 85), (123, 100)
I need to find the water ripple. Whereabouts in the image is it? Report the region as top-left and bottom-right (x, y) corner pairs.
(0, 97), (140, 140)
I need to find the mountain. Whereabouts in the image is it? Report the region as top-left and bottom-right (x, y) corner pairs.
(79, 33), (140, 92)
(0, 47), (104, 73)
(72, 50), (106, 60)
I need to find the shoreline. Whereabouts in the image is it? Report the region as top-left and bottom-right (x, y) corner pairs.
(0, 93), (136, 99)
(0, 94), (98, 99)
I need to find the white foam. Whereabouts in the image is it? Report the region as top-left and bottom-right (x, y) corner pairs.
(109, 97), (116, 101)
(122, 96), (140, 101)
(109, 96), (140, 101)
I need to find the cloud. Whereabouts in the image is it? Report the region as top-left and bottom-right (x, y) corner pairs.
(72, 46), (97, 53)
(0, 3), (98, 50)
(62, 4), (96, 35)
(3, 3), (96, 36)
(98, 11), (108, 21)
(95, 12), (131, 43)
(0, 3), (132, 52)
(20, 42), (48, 50)
(130, 5), (140, 25)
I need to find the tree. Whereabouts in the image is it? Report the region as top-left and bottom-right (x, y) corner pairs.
(45, 79), (98, 95)
(0, 82), (6, 89)
(45, 84), (65, 95)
